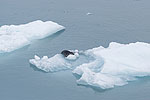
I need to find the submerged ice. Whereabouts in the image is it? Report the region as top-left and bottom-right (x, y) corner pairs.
(29, 42), (150, 89)
(0, 20), (65, 53)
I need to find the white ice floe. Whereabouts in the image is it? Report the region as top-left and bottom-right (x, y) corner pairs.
(29, 42), (150, 89)
(30, 54), (72, 72)
(73, 42), (150, 89)
(29, 51), (79, 72)
(0, 20), (65, 53)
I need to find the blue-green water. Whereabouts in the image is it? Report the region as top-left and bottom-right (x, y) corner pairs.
(0, 0), (150, 100)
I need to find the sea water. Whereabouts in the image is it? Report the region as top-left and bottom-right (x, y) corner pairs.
(0, 0), (150, 100)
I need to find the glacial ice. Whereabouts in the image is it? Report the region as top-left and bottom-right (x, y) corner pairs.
(29, 42), (150, 89)
(30, 54), (72, 72)
(29, 51), (80, 72)
(86, 12), (93, 15)
(0, 20), (65, 53)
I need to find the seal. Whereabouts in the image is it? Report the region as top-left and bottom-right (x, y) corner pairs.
(61, 50), (74, 57)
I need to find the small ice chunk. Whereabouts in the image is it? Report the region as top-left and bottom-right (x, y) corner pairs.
(42, 56), (48, 60)
(65, 54), (77, 60)
(34, 55), (40, 60)
(75, 50), (79, 53)
(86, 12), (93, 15)
(74, 52), (79, 57)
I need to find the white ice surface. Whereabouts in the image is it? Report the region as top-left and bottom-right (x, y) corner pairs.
(0, 20), (65, 53)
(29, 42), (150, 89)
(30, 54), (72, 72)
(29, 51), (79, 72)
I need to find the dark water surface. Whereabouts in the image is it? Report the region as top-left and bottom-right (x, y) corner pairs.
(0, 0), (150, 100)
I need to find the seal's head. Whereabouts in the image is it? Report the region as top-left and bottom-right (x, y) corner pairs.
(61, 50), (74, 57)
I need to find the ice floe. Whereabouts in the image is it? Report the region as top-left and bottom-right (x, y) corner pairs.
(29, 50), (80, 72)
(29, 42), (150, 89)
(0, 20), (65, 53)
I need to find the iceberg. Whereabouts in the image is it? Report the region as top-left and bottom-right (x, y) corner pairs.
(0, 20), (65, 53)
(29, 42), (150, 89)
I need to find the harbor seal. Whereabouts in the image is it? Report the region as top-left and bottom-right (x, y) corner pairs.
(61, 50), (74, 57)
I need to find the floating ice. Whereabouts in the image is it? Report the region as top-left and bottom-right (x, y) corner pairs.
(65, 54), (77, 60)
(30, 54), (72, 72)
(73, 42), (150, 89)
(0, 20), (65, 53)
(86, 12), (93, 15)
(29, 51), (79, 72)
(29, 42), (150, 89)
